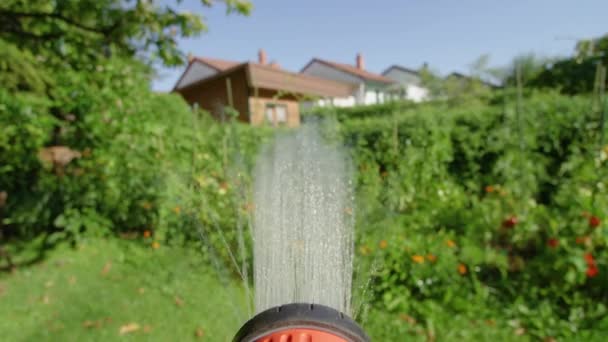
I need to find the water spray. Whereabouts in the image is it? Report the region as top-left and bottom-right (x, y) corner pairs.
(233, 125), (369, 341)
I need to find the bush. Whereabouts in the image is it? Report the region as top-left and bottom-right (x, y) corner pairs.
(0, 57), (270, 273)
(303, 101), (418, 121)
(3, 38), (608, 339)
(318, 91), (608, 339)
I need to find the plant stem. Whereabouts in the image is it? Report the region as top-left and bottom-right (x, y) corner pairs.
(515, 63), (527, 205)
(591, 64), (606, 211)
(515, 63), (524, 153)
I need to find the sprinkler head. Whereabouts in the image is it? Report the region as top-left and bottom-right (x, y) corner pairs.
(233, 303), (369, 342)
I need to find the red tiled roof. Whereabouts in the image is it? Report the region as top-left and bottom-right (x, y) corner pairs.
(247, 63), (355, 97)
(193, 57), (240, 71)
(175, 60), (356, 98)
(303, 58), (394, 84)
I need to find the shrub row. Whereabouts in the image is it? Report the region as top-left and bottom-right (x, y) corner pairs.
(321, 91), (608, 339)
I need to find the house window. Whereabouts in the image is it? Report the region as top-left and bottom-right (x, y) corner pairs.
(265, 103), (288, 126)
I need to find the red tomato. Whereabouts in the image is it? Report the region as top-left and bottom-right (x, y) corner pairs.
(584, 253), (596, 266)
(502, 216), (518, 228)
(589, 216), (601, 228)
(547, 238), (559, 248)
(586, 265), (599, 278)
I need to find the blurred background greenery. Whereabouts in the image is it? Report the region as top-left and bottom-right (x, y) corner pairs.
(1, 1), (608, 341)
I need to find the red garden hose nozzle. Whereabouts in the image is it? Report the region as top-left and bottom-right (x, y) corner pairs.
(233, 303), (369, 342)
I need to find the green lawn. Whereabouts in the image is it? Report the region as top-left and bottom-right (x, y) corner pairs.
(2, 237), (597, 341)
(0, 237), (247, 341)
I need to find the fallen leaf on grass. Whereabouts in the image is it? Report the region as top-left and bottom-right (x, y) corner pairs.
(399, 313), (417, 325)
(47, 321), (64, 332)
(515, 328), (526, 336)
(101, 261), (112, 276)
(195, 327), (205, 338)
(119, 232), (138, 240)
(119, 323), (140, 335)
(69, 276), (77, 285)
(83, 320), (103, 329)
(137, 287), (145, 294)
(174, 296), (184, 307)
(41, 294), (50, 304)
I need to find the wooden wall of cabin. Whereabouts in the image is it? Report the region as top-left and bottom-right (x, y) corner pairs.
(176, 68), (250, 123)
(248, 90), (300, 128)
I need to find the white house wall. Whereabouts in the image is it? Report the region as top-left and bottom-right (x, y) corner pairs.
(332, 96), (357, 107)
(301, 62), (368, 106)
(383, 68), (429, 102)
(405, 84), (429, 102)
(301, 61), (396, 107)
(304, 96), (356, 109)
(176, 62), (218, 89)
(312, 90), (384, 107)
(364, 89), (387, 105)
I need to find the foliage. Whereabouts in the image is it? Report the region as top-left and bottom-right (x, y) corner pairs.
(0, 0), (252, 67)
(419, 65), (496, 107)
(530, 56), (607, 95)
(4, 44), (607, 338)
(501, 53), (556, 87)
(304, 101), (418, 121)
(0, 52), (269, 275)
(0, 39), (53, 94)
(527, 34), (608, 95)
(575, 34), (608, 61)
(2, 6), (608, 338)
(323, 90), (608, 340)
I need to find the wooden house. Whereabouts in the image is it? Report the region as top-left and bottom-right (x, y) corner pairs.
(173, 50), (355, 127)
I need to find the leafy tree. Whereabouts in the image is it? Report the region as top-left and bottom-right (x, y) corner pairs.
(501, 53), (555, 87)
(0, 39), (52, 94)
(419, 64), (446, 99)
(468, 53), (503, 83)
(419, 56), (498, 106)
(575, 34), (608, 61)
(0, 0), (252, 68)
(527, 34), (608, 94)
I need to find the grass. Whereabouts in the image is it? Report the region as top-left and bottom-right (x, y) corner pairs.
(0, 237), (247, 341)
(0, 236), (544, 342)
(2, 235), (597, 341)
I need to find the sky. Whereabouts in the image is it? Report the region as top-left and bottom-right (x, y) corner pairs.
(153, 0), (608, 91)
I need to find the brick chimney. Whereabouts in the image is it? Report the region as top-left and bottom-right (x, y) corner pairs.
(258, 49), (267, 65)
(356, 53), (364, 70)
(269, 61), (281, 69)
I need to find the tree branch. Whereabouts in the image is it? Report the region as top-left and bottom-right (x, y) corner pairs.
(0, 9), (117, 36)
(0, 25), (62, 41)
